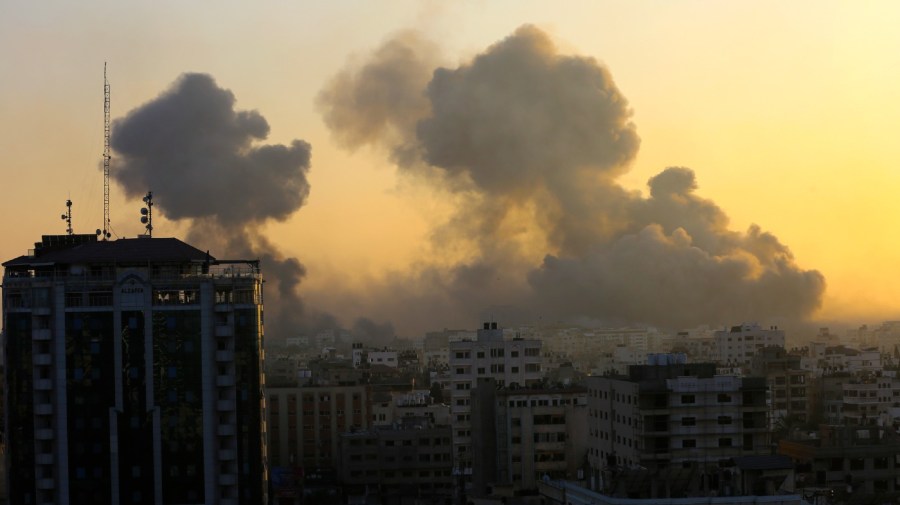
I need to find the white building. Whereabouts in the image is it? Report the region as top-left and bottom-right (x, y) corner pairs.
(714, 323), (785, 367)
(448, 323), (543, 475)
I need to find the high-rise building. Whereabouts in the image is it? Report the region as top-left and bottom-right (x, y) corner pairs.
(447, 323), (543, 477)
(2, 234), (267, 505)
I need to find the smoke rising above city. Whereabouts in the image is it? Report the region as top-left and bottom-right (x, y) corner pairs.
(104, 25), (826, 338)
(316, 25), (826, 333)
(110, 73), (317, 338)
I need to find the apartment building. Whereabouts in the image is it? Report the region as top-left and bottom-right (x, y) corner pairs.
(2, 233), (267, 505)
(339, 416), (454, 503)
(749, 346), (811, 427)
(447, 323), (543, 476)
(714, 323), (785, 367)
(470, 380), (587, 494)
(586, 362), (769, 498)
(266, 384), (370, 473)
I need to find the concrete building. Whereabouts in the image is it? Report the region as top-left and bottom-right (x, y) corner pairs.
(714, 323), (785, 368)
(779, 425), (900, 500)
(586, 361), (769, 498)
(2, 233), (267, 505)
(749, 347), (811, 428)
(266, 384), (370, 474)
(470, 380), (587, 494)
(447, 323), (543, 477)
(339, 416), (454, 503)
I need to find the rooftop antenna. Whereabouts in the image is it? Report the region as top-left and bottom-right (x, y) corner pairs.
(140, 191), (153, 237)
(97, 62), (112, 241)
(61, 199), (73, 235)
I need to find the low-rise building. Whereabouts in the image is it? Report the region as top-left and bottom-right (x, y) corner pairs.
(339, 416), (454, 503)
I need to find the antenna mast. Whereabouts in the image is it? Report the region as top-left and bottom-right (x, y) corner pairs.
(102, 62), (111, 240)
(61, 199), (73, 235)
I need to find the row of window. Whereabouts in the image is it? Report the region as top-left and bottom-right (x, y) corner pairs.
(451, 348), (541, 360)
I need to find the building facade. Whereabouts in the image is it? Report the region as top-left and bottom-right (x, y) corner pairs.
(339, 416), (454, 503)
(714, 323), (785, 368)
(470, 381), (588, 494)
(266, 383), (370, 472)
(2, 234), (267, 505)
(447, 323), (543, 476)
(586, 362), (769, 498)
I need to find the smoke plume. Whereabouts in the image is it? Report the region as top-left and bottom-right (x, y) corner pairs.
(110, 73), (315, 339)
(317, 25), (826, 331)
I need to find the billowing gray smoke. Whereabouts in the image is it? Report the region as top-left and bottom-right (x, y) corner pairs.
(111, 73), (315, 339)
(318, 25), (826, 331)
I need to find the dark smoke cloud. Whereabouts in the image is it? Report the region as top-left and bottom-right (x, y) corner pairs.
(318, 25), (826, 332)
(351, 317), (396, 347)
(111, 73), (316, 339)
(317, 31), (440, 167)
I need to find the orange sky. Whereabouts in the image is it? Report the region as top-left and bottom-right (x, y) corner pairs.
(3, 2), (900, 333)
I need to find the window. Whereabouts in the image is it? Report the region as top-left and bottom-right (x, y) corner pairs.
(717, 393), (731, 403)
(718, 438), (732, 447)
(681, 395), (695, 404)
(681, 417), (696, 426)
(717, 416), (732, 425)
(682, 439), (696, 448)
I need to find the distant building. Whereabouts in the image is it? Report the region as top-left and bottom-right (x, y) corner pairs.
(339, 416), (454, 503)
(266, 384), (370, 473)
(586, 360), (770, 498)
(470, 380), (587, 494)
(448, 322), (543, 477)
(2, 234), (267, 505)
(750, 346), (811, 428)
(714, 323), (785, 368)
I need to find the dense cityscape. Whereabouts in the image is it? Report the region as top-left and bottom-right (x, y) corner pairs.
(4, 3), (900, 505)
(4, 232), (900, 504)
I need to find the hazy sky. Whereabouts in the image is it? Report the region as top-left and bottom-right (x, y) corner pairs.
(3, 1), (900, 336)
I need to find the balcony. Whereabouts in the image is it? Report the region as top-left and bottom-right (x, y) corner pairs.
(219, 449), (237, 460)
(216, 376), (235, 387)
(34, 354), (52, 366)
(36, 478), (55, 490)
(217, 400), (236, 411)
(35, 404), (53, 416)
(216, 350), (234, 362)
(33, 329), (52, 341)
(35, 379), (53, 390)
(215, 326), (234, 338)
(35, 429), (54, 440)
(36, 454), (54, 465)
(218, 424), (236, 436)
(219, 474), (238, 486)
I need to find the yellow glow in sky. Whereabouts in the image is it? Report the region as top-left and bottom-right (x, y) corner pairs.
(3, 1), (900, 333)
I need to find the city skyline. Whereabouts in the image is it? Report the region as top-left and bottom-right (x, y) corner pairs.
(3, 2), (900, 336)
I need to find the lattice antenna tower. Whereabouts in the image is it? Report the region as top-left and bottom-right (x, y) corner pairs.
(101, 62), (112, 240)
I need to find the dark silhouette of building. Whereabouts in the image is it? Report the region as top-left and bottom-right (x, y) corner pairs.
(2, 234), (267, 505)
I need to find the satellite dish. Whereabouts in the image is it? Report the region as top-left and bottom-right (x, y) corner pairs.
(95, 229), (101, 236)
(141, 208), (148, 215)
(141, 216), (148, 224)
